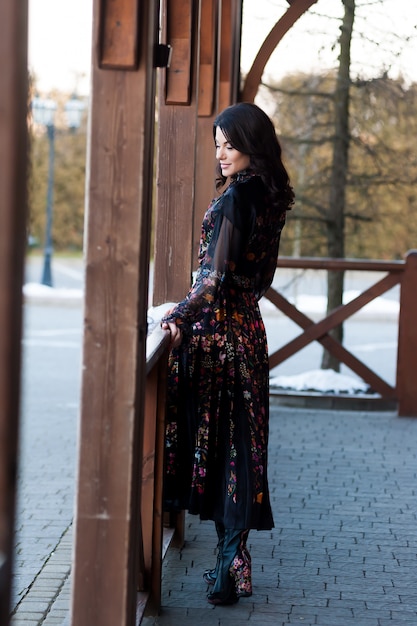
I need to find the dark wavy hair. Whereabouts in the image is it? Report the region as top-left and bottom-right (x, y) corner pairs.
(213, 102), (294, 212)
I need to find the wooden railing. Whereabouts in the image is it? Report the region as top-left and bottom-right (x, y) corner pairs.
(136, 325), (184, 622)
(265, 251), (417, 417)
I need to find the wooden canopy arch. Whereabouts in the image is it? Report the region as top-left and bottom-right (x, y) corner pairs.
(0, 1), (317, 624)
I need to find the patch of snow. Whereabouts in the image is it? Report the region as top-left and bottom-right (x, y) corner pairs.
(23, 282), (83, 304)
(270, 369), (371, 394)
(260, 291), (399, 320)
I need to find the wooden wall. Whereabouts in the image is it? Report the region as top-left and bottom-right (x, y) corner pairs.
(152, 0), (243, 306)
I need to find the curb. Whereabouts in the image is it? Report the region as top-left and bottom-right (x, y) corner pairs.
(270, 389), (397, 412)
(11, 525), (73, 626)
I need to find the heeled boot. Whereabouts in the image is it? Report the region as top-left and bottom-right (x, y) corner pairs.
(207, 529), (242, 605)
(203, 521), (225, 585)
(229, 529), (252, 597)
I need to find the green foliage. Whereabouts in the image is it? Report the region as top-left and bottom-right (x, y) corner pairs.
(264, 73), (417, 260)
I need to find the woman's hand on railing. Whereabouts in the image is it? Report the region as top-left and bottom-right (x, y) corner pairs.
(161, 320), (182, 349)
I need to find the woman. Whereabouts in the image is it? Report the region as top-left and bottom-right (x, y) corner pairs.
(161, 102), (294, 605)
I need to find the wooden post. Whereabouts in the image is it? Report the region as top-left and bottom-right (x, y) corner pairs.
(0, 3), (28, 623)
(70, 1), (159, 624)
(218, 0), (242, 111)
(194, 0), (218, 260)
(193, 0), (243, 264)
(140, 334), (169, 613)
(397, 250), (417, 417)
(152, 0), (201, 306)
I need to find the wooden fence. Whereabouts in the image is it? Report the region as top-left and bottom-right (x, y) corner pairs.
(265, 251), (417, 416)
(137, 325), (184, 621)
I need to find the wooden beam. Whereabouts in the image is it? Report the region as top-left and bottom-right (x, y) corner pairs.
(276, 256), (404, 273)
(0, 2), (28, 624)
(198, 0), (216, 116)
(268, 272), (400, 370)
(194, 0), (218, 261)
(397, 250), (417, 416)
(70, 1), (159, 624)
(241, 0), (318, 102)
(218, 0), (242, 111)
(165, 0), (194, 104)
(99, 0), (140, 69)
(152, 0), (201, 305)
(267, 288), (396, 398)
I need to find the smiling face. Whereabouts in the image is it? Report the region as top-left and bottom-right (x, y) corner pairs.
(215, 127), (250, 178)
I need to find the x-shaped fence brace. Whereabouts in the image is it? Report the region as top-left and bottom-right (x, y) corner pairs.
(266, 271), (402, 398)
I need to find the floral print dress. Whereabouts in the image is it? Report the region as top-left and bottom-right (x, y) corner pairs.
(162, 170), (286, 531)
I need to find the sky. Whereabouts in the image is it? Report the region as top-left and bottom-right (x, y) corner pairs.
(28, 0), (93, 95)
(28, 0), (417, 96)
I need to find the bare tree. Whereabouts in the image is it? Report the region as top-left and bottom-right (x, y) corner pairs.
(322, 0), (355, 371)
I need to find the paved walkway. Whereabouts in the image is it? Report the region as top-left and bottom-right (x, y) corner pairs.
(10, 401), (417, 625)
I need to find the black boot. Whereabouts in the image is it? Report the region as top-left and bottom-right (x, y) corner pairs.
(203, 521), (225, 585)
(207, 529), (242, 606)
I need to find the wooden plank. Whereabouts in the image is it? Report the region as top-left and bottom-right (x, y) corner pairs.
(165, 0), (193, 104)
(397, 250), (417, 416)
(270, 272), (400, 357)
(194, 0), (218, 261)
(277, 256), (405, 272)
(216, 0), (242, 110)
(267, 289), (395, 398)
(148, 345), (169, 612)
(70, 1), (159, 624)
(141, 368), (158, 584)
(152, 1), (200, 305)
(198, 0), (216, 116)
(0, 2), (28, 623)
(146, 326), (170, 374)
(99, 0), (140, 69)
(218, 0), (233, 110)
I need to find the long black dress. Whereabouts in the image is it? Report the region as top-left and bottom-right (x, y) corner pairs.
(162, 170), (286, 531)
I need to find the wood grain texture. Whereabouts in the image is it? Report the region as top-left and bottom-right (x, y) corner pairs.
(99, 0), (140, 69)
(70, 1), (159, 624)
(165, 0), (193, 104)
(198, 0), (216, 116)
(397, 251), (417, 416)
(152, 1), (200, 305)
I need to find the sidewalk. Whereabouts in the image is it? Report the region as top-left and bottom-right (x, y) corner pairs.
(11, 403), (417, 625)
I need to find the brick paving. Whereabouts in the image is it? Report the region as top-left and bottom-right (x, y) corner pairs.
(11, 402), (417, 625)
(144, 404), (417, 625)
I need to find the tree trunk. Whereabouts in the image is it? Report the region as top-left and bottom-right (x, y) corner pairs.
(321, 0), (355, 371)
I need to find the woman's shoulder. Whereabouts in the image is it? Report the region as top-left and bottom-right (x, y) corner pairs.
(226, 173), (266, 203)
(218, 175), (265, 231)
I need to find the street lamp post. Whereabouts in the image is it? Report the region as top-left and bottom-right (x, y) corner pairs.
(31, 94), (85, 286)
(32, 96), (57, 286)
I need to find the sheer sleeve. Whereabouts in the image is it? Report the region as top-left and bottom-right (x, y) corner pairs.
(161, 203), (245, 330)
